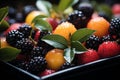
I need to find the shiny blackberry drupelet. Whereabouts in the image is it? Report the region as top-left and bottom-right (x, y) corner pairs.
(59, 61), (75, 70)
(37, 31), (54, 56)
(16, 38), (34, 54)
(6, 30), (24, 47)
(77, 2), (94, 18)
(101, 34), (114, 43)
(67, 10), (90, 29)
(30, 47), (44, 58)
(109, 17), (120, 39)
(37, 31), (50, 48)
(85, 35), (101, 50)
(20, 56), (47, 74)
(17, 23), (32, 38)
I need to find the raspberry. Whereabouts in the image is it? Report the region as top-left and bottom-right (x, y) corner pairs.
(6, 30), (24, 47)
(98, 41), (120, 58)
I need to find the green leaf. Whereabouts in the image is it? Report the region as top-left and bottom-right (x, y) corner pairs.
(0, 7), (8, 24)
(33, 18), (52, 32)
(42, 34), (68, 49)
(0, 20), (9, 32)
(71, 41), (87, 53)
(58, 0), (78, 12)
(0, 47), (21, 62)
(64, 47), (75, 63)
(71, 28), (95, 42)
(36, 0), (52, 16)
(32, 15), (48, 23)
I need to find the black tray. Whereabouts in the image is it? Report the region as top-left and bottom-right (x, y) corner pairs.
(1, 54), (120, 80)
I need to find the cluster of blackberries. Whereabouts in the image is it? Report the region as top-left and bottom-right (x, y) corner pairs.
(66, 2), (94, 29)
(6, 23), (73, 75)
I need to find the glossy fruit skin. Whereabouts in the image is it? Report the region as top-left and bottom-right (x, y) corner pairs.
(0, 37), (10, 48)
(77, 49), (99, 64)
(53, 22), (77, 41)
(4, 23), (21, 35)
(39, 69), (55, 77)
(112, 4), (120, 15)
(46, 18), (58, 30)
(87, 17), (110, 38)
(25, 11), (45, 28)
(45, 49), (65, 70)
(98, 41), (120, 58)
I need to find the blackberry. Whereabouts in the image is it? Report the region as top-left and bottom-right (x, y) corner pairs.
(67, 10), (89, 29)
(101, 34), (114, 43)
(17, 23), (32, 38)
(77, 2), (94, 18)
(37, 30), (51, 48)
(23, 56), (46, 74)
(37, 31), (54, 56)
(6, 30), (24, 47)
(109, 17), (120, 39)
(59, 61), (74, 70)
(85, 35), (101, 50)
(16, 38), (34, 54)
(30, 47), (44, 58)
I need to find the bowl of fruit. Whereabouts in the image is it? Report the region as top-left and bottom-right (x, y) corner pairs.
(0, 0), (120, 80)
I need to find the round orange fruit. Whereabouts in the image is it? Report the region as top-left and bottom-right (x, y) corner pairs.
(87, 17), (110, 37)
(53, 22), (77, 41)
(45, 49), (65, 70)
(0, 37), (10, 48)
(25, 10), (45, 28)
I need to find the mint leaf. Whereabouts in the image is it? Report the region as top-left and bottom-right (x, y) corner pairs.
(71, 28), (95, 42)
(71, 41), (87, 53)
(0, 47), (21, 62)
(0, 7), (8, 24)
(33, 18), (52, 32)
(64, 47), (75, 63)
(42, 34), (68, 49)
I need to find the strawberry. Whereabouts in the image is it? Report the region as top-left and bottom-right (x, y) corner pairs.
(77, 49), (99, 64)
(98, 41), (120, 58)
(39, 69), (55, 77)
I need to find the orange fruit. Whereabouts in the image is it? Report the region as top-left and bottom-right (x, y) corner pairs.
(87, 17), (110, 37)
(0, 37), (10, 48)
(25, 10), (45, 28)
(53, 22), (77, 41)
(45, 49), (65, 70)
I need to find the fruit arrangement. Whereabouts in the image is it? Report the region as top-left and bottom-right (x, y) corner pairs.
(0, 0), (120, 78)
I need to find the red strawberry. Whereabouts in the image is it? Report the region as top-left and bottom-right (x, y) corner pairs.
(98, 41), (120, 58)
(77, 49), (99, 64)
(39, 69), (55, 77)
